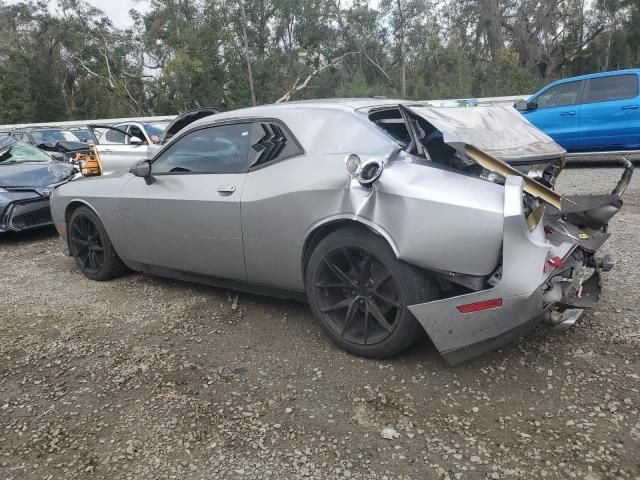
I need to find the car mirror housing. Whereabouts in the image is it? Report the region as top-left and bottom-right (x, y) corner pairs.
(130, 136), (145, 145)
(514, 99), (528, 111)
(130, 160), (154, 184)
(514, 99), (538, 112)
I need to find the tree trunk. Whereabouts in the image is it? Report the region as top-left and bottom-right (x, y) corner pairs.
(238, 0), (257, 106)
(396, 0), (406, 97)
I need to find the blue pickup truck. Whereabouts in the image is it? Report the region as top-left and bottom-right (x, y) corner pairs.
(516, 69), (640, 152)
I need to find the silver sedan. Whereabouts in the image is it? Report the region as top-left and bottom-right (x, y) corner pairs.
(50, 99), (631, 364)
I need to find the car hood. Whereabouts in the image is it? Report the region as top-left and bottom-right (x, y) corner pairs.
(0, 161), (77, 188)
(403, 104), (566, 162)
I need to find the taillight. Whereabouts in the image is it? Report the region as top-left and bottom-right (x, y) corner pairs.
(456, 298), (503, 313)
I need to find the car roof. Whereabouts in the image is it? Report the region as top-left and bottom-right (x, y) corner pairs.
(544, 69), (640, 88)
(186, 98), (409, 131)
(15, 126), (72, 132)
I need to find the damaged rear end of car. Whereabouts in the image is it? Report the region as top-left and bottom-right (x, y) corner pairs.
(368, 104), (632, 364)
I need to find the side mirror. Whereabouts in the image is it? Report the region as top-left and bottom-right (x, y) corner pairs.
(130, 160), (154, 184)
(130, 136), (145, 145)
(514, 99), (528, 111)
(514, 99), (538, 111)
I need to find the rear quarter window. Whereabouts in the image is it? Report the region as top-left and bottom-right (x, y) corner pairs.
(584, 74), (638, 103)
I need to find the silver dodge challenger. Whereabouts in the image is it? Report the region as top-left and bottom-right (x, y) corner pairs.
(50, 99), (633, 364)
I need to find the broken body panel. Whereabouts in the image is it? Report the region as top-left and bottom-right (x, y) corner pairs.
(50, 100), (631, 364)
(398, 105), (631, 363)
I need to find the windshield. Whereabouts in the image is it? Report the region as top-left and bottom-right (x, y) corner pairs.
(0, 141), (52, 164)
(143, 123), (168, 143)
(31, 129), (81, 144)
(72, 129), (93, 142)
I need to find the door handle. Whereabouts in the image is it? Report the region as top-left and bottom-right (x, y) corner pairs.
(217, 185), (236, 195)
(560, 111), (576, 116)
(622, 105), (639, 110)
(102, 148), (113, 152)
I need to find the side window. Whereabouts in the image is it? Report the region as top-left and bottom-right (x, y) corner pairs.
(584, 75), (638, 103)
(152, 123), (251, 174)
(128, 125), (146, 143)
(248, 121), (303, 168)
(535, 81), (581, 109)
(105, 127), (126, 144)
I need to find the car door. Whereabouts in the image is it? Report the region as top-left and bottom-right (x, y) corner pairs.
(117, 122), (252, 280)
(127, 124), (151, 145)
(95, 124), (152, 174)
(579, 73), (640, 150)
(521, 80), (584, 150)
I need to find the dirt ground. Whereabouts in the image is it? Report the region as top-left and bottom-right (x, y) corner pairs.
(1, 168), (638, 480)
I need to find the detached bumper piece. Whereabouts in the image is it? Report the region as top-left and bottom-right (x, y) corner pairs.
(409, 160), (631, 365)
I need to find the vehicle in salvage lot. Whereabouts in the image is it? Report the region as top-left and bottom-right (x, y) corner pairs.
(0, 137), (83, 233)
(90, 108), (221, 174)
(515, 69), (640, 152)
(50, 100), (632, 364)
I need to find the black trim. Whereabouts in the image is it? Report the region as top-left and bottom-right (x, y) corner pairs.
(148, 117), (305, 175)
(132, 262), (308, 302)
(248, 120), (305, 170)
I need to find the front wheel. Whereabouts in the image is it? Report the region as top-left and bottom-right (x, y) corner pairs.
(68, 206), (126, 281)
(305, 226), (437, 358)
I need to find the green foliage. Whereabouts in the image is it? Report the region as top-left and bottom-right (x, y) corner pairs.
(0, 0), (639, 123)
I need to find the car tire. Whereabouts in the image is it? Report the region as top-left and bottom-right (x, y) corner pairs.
(305, 225), (437, 358)
(68, 206), (126, 281)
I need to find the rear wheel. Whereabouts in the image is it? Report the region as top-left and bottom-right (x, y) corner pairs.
(68, 206), (126, 281)
(305, 226), (437, 358)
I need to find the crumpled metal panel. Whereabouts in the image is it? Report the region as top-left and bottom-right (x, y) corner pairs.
(405, 105), (566, 162)
(408, 176), (552, 362)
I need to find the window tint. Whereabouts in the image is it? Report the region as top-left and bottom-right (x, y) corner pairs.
(152, 123), (251, 174)
(584, 74), (638, 103)
(535, 81), (581, 109)
(105, 127), (126, 143)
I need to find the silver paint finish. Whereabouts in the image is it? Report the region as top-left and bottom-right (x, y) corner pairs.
(118, 173), (247, 280)
(408, 176), (551, 355)
(48, 100), (613, 362)
(95, 143), (153, 175)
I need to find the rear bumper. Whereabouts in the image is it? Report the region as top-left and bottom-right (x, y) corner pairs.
(409, 169), (626, 364)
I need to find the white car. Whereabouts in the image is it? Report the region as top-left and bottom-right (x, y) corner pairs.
(92, 121), (170, 174)
(91, 109), (220, 174)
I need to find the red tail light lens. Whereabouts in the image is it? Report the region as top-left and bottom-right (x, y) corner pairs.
(456, 298), (503, 313)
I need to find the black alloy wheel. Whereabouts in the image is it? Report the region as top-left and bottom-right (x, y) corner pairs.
(68, 206), (126, 281)
(315, 246), (400, 345)
(306, 226), (436, 358)
(69, 213), (104, 275)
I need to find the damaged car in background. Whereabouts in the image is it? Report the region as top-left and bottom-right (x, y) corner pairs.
(9, 126), (103, 177)
(49, 100), (632, 364)
(0, 136), (94, 233)
(89, 108), (221, 174)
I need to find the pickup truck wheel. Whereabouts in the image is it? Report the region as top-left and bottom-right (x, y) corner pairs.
(68, 207), (126, 281)
(306, 226), (436, 358)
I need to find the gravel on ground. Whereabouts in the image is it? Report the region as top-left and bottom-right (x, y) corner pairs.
(1, 167), (638, 480)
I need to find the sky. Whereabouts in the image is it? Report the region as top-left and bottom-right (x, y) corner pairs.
(5, 0), (150, 27)
(84, 0), (149, 27)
